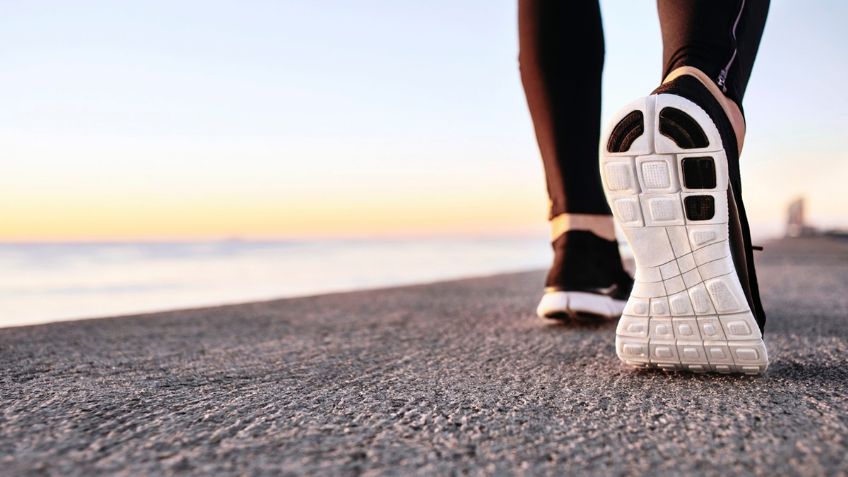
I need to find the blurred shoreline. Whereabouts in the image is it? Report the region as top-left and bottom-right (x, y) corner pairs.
(1, 237), (554, 328)
(5, 216), (839, 328)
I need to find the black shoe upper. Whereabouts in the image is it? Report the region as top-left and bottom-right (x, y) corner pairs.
(545, 230), (633, 301)
(652, 75), (767, 333)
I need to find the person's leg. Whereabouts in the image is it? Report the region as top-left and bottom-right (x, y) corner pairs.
(600, 1), (771, 373)
(518, 0), (609, 222)
(519, 0), (632, 320)
(659, 0), (769, 106)
(658, 0), (770, 151)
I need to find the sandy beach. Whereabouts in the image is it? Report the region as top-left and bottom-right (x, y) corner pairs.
(2, 236), (847, 476)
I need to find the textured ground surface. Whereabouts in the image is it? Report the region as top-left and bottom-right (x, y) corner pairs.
(1, 237), (847, 476)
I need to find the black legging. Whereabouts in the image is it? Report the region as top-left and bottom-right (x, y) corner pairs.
(519, 0), (769, 220)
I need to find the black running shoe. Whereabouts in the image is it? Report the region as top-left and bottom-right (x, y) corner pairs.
(600, 74), (768, 374)
(536, 230), (633, 320)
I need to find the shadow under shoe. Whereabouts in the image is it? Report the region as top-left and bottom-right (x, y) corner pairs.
(538, 230), (633, 320)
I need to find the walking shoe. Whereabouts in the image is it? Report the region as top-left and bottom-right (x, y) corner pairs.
(537, 230), (633, 320)
(600, 74), (768, 374)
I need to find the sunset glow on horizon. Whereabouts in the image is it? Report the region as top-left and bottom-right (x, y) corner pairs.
(1, 133), (549, 241)
(1, 182), (549, 241)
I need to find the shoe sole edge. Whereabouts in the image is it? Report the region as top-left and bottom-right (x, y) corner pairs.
(537, 291), (626, 321)
(601, 94), (768, 375)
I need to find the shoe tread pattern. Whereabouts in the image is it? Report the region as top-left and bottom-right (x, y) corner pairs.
(602, 95), (768, 375)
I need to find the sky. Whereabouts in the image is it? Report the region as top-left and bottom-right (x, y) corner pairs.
(1, 0), (846, 241)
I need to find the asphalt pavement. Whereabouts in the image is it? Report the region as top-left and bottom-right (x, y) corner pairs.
(1, 236), (847, 476)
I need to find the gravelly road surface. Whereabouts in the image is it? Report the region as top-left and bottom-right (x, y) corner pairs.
(2, 237), (847, 476)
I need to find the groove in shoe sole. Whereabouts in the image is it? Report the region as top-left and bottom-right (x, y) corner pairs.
(607, 110), (645, 153)
(684, 195), (716, 221)
(658, 107), (709, 149)
(681, 156), (717, 189)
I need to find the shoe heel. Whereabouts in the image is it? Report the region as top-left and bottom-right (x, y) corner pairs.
(600, 94), (768, 375)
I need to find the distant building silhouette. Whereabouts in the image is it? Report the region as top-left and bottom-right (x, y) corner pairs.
(785, 198), (816, 237)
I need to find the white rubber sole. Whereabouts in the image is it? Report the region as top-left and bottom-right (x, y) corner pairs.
(536, 291), (626, 320)
(600, 94), (768, 375)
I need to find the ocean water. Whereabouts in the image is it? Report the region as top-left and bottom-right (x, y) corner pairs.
(0, 238), (554, 328)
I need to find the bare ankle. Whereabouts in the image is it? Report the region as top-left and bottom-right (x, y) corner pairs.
(549, 213), (616, 242)
(663, 66), (746, 154)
